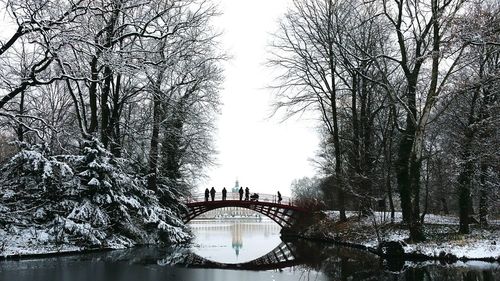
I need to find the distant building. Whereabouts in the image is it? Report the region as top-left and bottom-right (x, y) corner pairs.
(232, 179), (240, 193)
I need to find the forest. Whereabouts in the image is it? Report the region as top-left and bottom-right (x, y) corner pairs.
(0, 0), (498, 255)
(272, 0), (499, 242)
(0, 0), (224, 250)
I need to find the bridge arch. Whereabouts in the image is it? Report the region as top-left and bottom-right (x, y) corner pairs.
(181, 193), (308, 228)
(175, 241), (301, 270)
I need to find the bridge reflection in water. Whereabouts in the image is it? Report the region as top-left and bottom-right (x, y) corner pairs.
(144, 218), (500, 280)
(181, 216), (301, 269)
(178, 241), (300, 270)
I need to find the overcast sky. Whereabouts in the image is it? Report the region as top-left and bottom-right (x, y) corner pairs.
(202, 0), (320, 196)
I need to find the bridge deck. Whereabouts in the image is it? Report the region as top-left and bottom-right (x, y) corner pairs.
(187, 192), (301, 206)
(186, 199), (308, 212)
(182, 192), (309, 227)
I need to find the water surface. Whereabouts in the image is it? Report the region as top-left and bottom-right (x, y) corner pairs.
(189, 218), (282, 263)
(1, 217), (499, 281)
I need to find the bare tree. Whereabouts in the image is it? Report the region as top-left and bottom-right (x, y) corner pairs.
(269, 0), (352, 220)
(378, 0), (468, 241)
(434, 0), (500, 232)
(269, 0), (393, 220)
(141, 1), (223, 192)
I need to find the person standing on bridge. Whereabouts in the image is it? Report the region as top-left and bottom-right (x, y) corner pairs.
(245, 187), (249, 201)
(210, 187), (216, 201)
(222, 187), (227, 200)
(239, 187), (243, 200)
(277, 191), (282, 204)
(204, 188), (209, 201)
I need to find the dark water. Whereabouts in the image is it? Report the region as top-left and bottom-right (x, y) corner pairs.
(0, 219), (499, 281)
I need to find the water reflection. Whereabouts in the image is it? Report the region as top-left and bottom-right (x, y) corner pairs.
(0, 218), (499, 281)
(394, 266), (499, 281)
(176, 241), (301, 270)
(186, 218), (500, 281)
(188, 218), (282, 263)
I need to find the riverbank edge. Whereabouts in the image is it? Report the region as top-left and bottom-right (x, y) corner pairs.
(282, 232), (500, 263)
(0, 247), (116, 261)
(0, 241), (192, 261)
(281, 212), (500, 264)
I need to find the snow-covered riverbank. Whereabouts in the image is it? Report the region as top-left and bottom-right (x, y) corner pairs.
(297, 211), (500, 261)
(0, 226), (129, 258)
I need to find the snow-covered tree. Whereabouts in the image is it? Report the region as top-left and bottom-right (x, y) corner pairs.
(0, 141), (191, 249)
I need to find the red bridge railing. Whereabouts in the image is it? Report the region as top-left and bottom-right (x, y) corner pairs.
(186, 192), (295, 206)
(182, 191), (309, 226)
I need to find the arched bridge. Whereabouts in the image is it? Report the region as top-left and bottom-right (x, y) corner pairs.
(181, 192), (309, 228)
(172, 241), (301, 270)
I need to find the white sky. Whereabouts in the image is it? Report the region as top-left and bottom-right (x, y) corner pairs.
(202, 0), (319, 196)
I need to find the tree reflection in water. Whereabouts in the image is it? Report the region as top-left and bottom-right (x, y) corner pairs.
(299, 240), (499, 281)
(174, 235), (500, 281)
(0, 243), (498, 281)
(184, 219), (499, 281)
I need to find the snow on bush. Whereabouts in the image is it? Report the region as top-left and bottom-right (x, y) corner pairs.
(0, 141), (191, 253)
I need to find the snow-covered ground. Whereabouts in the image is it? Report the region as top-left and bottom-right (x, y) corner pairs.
(324, 211), (500, 226)
(0, 227), (82, 258)
(405, 239), (499, 260)
(313, 211), (500, 260)
(0, 226), (133, 258)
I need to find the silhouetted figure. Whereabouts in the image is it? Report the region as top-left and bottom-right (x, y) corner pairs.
(222, 187), (227, 200)
(204, 188), (209, 201)
(239, 187), (244, 200)
(277, 191), (282, 204)
(210, 187), (216, 201)
(245, 187), (250, 201)
(250, 193), (259, 201)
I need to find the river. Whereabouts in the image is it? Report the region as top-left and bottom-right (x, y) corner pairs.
(1, 217), (499, 280)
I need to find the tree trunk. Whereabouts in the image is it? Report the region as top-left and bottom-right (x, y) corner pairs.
(88, 55), (99, 133)
(478, 162), (489, 226)
(409, 153), (425, 241)
(148, 96), (161, 191)
(360, 71), (373, 213)
(387, 174), (395, 222)
(457, 90), (480, 234)
(457, 52), (485, 232)
(161, 115), (183, 182)
(421, 157), (431, 223)
(351, 72), (361, 175)
(17, 91), (25, 142)
(458, 143), (473, 234)
(327, 38), (346, 221)
(332, 90), (346, 220)
(385, 109), (396, 221)
(396, 67), (419, 225)
(396, 71), (426, 241)
(441, 198), (449, 215)
(477, 71), (493, 226)
(109, 73), (122, 156)
(100, 65), (112, 148)
(352, 72), (371, 214)
(99, 1), (121, 147)
(397, 114), (415, 224)
(406, 0), (447, 241)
